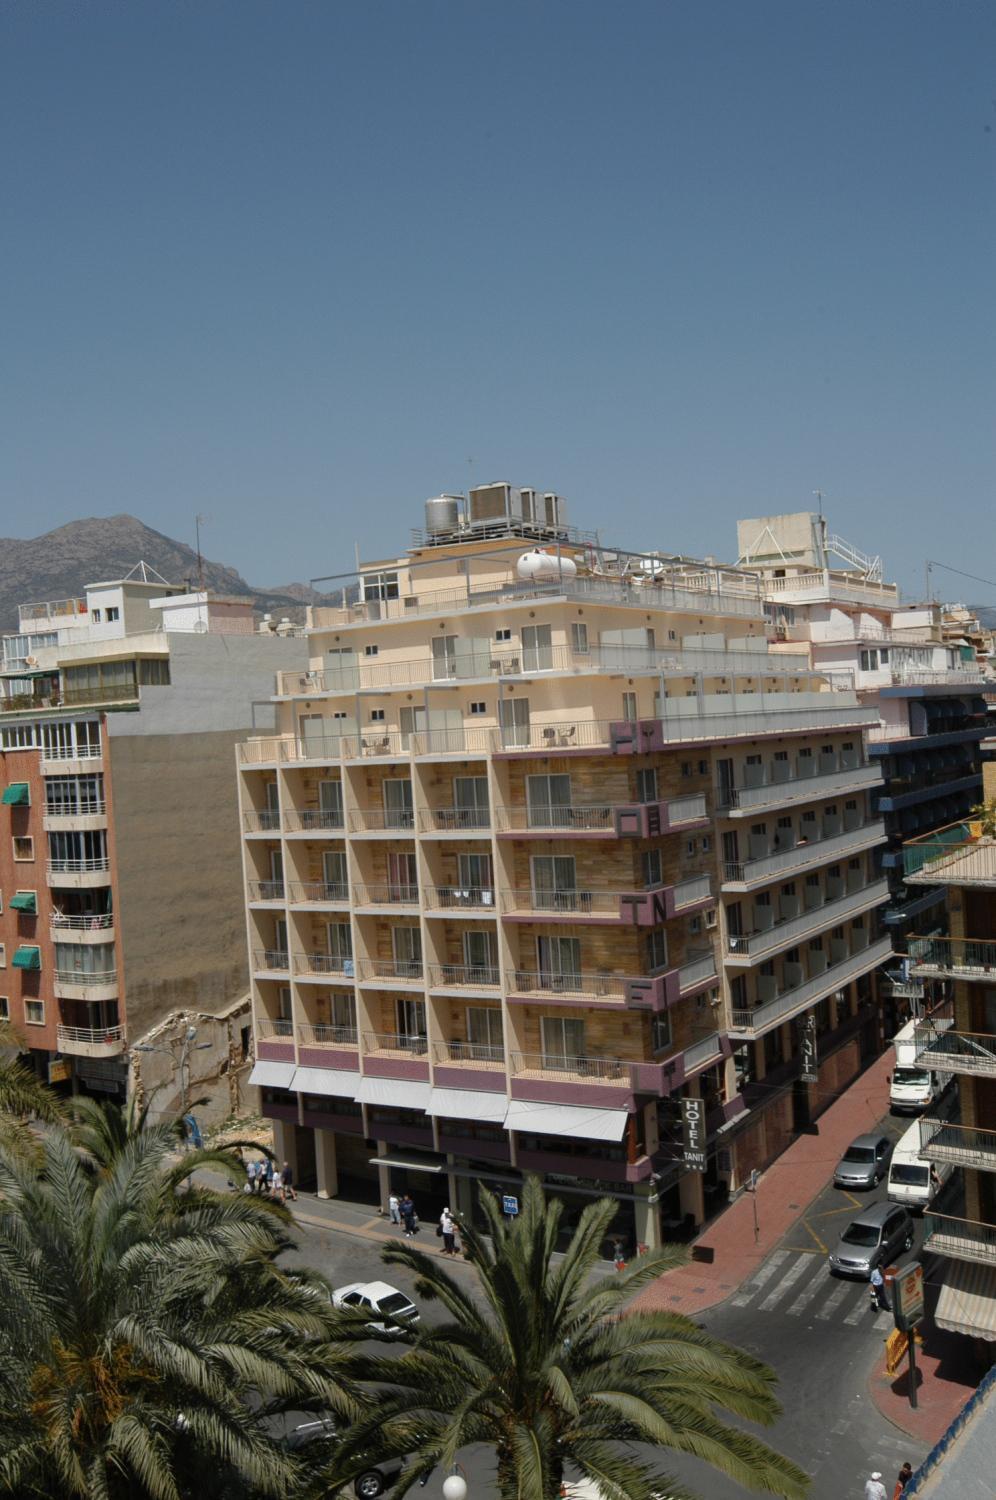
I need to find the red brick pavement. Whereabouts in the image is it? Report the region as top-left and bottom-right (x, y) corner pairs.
(868, 1318), (983, 1443)
(633, 1049), (896, 1316)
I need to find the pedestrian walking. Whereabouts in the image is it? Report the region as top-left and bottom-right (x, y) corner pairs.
(870, 1265), (889, 1310)
(400, 1194), (417, 1238)
(388, 1192), (401, 1225)
(280, 1161), (297, 1202)
(864, 1472), (887, 1500)
(263, 1157), (275, 1197)
(892, 1462), (913, 1499)
(439, 1206), (457, 1255)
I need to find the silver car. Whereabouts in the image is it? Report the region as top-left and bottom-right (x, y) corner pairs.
(828, 1201), (915, 1279)
(833, 1133), (893, 1190)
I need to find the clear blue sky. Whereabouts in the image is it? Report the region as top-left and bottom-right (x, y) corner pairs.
(2, 1), (994, 600)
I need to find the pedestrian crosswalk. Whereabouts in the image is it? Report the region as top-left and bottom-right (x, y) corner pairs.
(727, 1248), (894, 1328)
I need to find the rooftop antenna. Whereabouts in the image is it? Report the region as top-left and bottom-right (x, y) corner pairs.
(195, 514), (207, 593)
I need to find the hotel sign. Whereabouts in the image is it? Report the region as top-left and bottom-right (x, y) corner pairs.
(681, 1097), (707, 1172)
(798, 1014), (818, 1084)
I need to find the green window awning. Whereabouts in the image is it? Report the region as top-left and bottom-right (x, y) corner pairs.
(12, 946), (41, 970)
(1, 783), (30, 806)
(9, 892), (37, 914)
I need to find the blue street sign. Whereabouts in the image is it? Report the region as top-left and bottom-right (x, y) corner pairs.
(502, 1195), (519, 1217)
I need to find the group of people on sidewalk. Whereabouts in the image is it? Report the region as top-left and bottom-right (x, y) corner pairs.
(244, 1156), (297, 1203)
(388, 1194), (459, 1254)
(865, 1461), (913, 1500)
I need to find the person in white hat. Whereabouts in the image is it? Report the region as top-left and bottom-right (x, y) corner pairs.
(864, 1473), (887, 1500)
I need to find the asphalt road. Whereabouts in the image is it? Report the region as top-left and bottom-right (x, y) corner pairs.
(280, 1106), (929, 1500)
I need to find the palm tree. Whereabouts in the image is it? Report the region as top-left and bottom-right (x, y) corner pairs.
(338, 1179), (809, 1500)
(0, 1114), (361, 1499)
(0, 1020), (63, 1168)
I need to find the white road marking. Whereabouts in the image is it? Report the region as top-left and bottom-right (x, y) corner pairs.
(786, 1263), (828, 1317)
(815, 1281), (852, 1320)
(729, 1248), (791, 1306)
(757, 1252), (812, 1311)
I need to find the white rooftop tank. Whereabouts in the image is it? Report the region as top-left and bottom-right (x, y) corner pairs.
(516, 549), (578, 583)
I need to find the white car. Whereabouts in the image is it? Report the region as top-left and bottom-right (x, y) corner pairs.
(331, 1279), (419, 1337)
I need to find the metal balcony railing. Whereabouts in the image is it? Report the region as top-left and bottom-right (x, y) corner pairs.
(56, 1024), (125, 1048)
(283, 807), (346, 833)
(730, 935), (892, 1033)
(293, 952), (354, 977)
(47, 858), (110, 875)
(252, 949), (291, 973)
(355, 958), (424, 982)
(297, 1022), (358, 1048)
(423, 885), (497, 911)
(918, 1119), (996, 1172)
(363, 1030), (429, 1057)
(433, 1039), (505, 1066)
(502, 887), (600, 914)
(418, 805), (491, 832)
(913, 1027), (996, 1076)
(678, 949), (719, 990)
(923, 1212), (996, 1265)
(348, 806), (416, 833)
(352, 883), (420, 906)
(286, 881), (349, 904)
(44, 799), (107, 818)
(904, 825), (996, 886)
(247, 879), (285, 902)
(54, 969), (116, 987)
(243, 809), (281, 832)
(50, 912), (114, 932)
(509, 1050), (631, 1082)
(509, 969), (625, 999)
(717, 758), (877, 810)
(427, 962), (501, 989)
(909, 936), (996, 978)
(256, 1017), (294, 1040)
(494, 802), (615, 832)
(725, 879), (888, 959)
(40, 744), (102, 762)
(722, 821), (884, 886)
(683, 1031), (727, 1073)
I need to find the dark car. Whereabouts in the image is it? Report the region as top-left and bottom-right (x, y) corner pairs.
(284, 1418), (404, 1499)
(827, 1202), (915, 1279)
(832, 1133), (893, 1190)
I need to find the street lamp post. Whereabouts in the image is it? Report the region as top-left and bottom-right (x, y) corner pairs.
(441, 1471), (468, 1500)
(135, 1025), (211, 1136)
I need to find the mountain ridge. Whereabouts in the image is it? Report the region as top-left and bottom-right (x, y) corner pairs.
(0, 514), (338, 629)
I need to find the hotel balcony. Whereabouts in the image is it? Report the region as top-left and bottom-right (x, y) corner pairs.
(243, 809), (282, 835)
(425, 962), (501, 994)
(918, 1119), (996, 1174)
(724, 878), (889, 966)
(423, 885), (497, 915)
(923, 1212), (996, 1267)
(292, 951), (355, 981)
(913, 1026), (996, 1078)
(252, 948), (291, 977)
(255, 1016), (295, 1062)
(721, 820), (885, 892)
(507, 969), (629, 1005)
(909, 936), (996, 982)
(246, 879), (285, 905)
(417, 805), (492, 835)
(347, 806), (416, 836)
(904, 829), (996, 888)
(508, 1051), (634, 1109)
(716, 759), (881, 817)
(56, 1024), (125, 1058)
(354, 958), (425, 987)
(729, 934), (892, 1038)
(46, 857), (111, 888)
(53, 969), (117, 1002)
(430, 1038), (508, 1092)
(351, 882), (420, 912)
(295, 1022), (360, 1071)
(500, 874), (712, 925)
(42, 800), (108, 832)
(494, 793), (708, 839)
(285, 880), (350, 909)
(362, 1031), (430, 1081)
(39, 744), (103, 776)
(49, 912), (115, 942)
(282, 807), (346, 835)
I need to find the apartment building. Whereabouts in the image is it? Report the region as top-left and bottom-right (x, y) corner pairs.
(239, 485), (890, 1247)
(0, 566), (303, 1104)
(738, 512), (989, 1030)
(903, 772), (996, 1356)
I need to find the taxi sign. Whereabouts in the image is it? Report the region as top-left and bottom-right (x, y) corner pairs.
(893, 1261), (925, 1332)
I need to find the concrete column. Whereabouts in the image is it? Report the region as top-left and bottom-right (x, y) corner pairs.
(375, 1139), (391, 1215)
(633, 1184), (661, 1252)
(314, 1128), (338, 1200)
(678, 1168), (705, 1227)
(270, 1118), (298, 1177)
(848, 978), (860, 1017)
(753, 1037), (766, 1081)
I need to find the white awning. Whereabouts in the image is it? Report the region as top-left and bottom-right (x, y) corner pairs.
(292, 1067), (360, 1100)
(249, 1060), (295, 1089)
(935, 1259), (996, 1341)
(357, 1076), (432, 1111)
(504, 1100), (628, 1142)
(429, 1087), (508, 1123)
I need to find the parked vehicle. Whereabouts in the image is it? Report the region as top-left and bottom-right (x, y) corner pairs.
(827, 1202), (915, 1279)
(887, 1117), (953, 1210)
(283, 1418), (404, 1499)
(832, 1133), (893, 1190)
(331, 1280), (419, 1337)
(889, 1017), (953, 1114)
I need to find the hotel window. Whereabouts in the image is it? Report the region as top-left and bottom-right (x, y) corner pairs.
(0, 945), (4, 968)
(0, 997), (7, 1019)
(361, 571), (399, 602)
(369, 709), (385, 722)
(495, 628), (512, 642)
(642, 849), (662, 887)
(106, 607), (120, 623)
(646, 929), (669, 972)
(622, 691), (638, 723)
(469, 701), (486, 715)
(363, 644), (379, 657)
(24, 999), (44, 1026)
(13, 837), (33, 861)
(651, 1012), (671, 1054)
(571, 622), (589, 654)
(635, 767), (657, 803)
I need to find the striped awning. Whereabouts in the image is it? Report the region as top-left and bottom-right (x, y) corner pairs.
(934, 1258), (996, 1341)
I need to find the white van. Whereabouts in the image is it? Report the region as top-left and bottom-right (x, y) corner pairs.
(886, 1118), (952, 1211)
(889, 1017), (953, 1114)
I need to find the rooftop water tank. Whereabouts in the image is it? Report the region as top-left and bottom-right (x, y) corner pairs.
(516, 549), (578, 583)
(424, 495), (462, 534)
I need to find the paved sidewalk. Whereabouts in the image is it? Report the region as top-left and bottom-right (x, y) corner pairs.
(633, 1050), (896, 1317)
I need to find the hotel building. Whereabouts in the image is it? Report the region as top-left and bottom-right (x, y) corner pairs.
(239, 486), (890, 1246)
